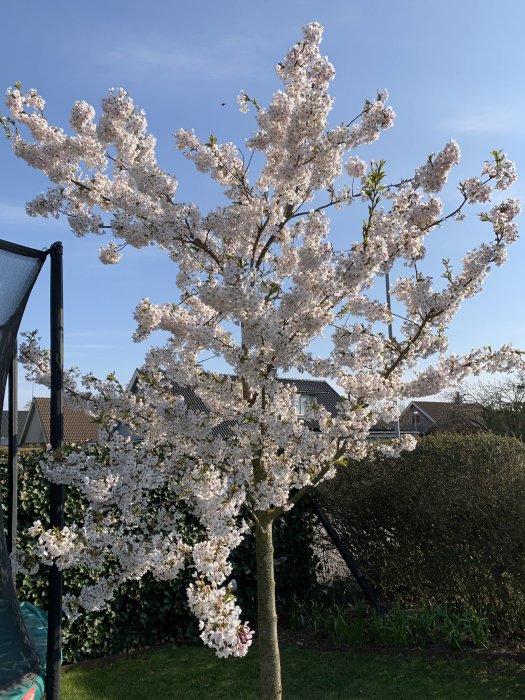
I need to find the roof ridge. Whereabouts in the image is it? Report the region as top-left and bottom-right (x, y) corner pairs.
(415, 400), (481, 406)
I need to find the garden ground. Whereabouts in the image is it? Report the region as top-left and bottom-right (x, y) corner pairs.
(62, 643), (525, 699)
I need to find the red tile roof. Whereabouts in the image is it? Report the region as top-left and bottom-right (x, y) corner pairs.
(33, 397), (98, 444)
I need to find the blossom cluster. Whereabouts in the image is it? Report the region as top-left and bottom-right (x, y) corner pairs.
(6, 22), (523, 658)
(187, 579), (253, 657)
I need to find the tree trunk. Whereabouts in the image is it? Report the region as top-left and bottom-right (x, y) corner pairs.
(255, 514), (282, 700)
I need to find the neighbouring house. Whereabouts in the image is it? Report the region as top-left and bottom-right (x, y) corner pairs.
(127, 370), (343, 436)
(277, 377), (342, 419)
(127, 371), (420, 440)
(398, 400), (485, 436)
(366, 417), (416, 440)
(0, 410), (29, 446)
(19, 397), (99, 447)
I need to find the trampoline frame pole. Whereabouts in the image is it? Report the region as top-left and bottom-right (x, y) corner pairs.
(46, 242), (64, 700)
(7, 350), (18, 564)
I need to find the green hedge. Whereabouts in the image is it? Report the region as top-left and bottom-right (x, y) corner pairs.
(484, 405), (525, 442)
(318, 434), (525, 643)
(0, 448), (318, 662)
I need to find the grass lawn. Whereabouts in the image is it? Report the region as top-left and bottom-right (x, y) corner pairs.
(62, 644), (525, 699)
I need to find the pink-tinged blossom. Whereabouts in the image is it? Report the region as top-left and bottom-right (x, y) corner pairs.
(70, 100), (96, 134)
(462, 177), (492, 204)
(187, 579), (253, 657)
(236, 91), (250, 113)
(345, 156), (367, 178)
(486, 198), (521, 243)
(414, 140), (461, 193)
(99, 241), (122, 264)
(482, 152), (517, 190)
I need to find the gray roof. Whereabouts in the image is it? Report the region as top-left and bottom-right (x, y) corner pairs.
(0, 410), (29, 440)
(399, 400), (485, 433)
(276, 377), (341, 416)
(369, 417), (395, 432)
(128, 371), (341, 436)
(170, 385), (209, 414)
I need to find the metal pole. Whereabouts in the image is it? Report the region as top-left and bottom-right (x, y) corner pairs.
(385, 273), (401, 438)
(46, 242), (64, 700)
(7, 350), (18, 564)
(311, 499), (385, 617)
(385, 272), (393, 343)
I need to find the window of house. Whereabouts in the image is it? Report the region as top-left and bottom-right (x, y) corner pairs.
(295, 394), (316, 416)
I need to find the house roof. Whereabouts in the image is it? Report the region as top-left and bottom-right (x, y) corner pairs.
(369, 417), (394, 432)
(170, 384), (209, 414)
(21, 397), (99, 444)
(400, 400), (485, 432)
(128, 371), (342, 436)
(0, 410), (29, 439)
(129, 371), (341, 414)
(276, 377), (341, 416)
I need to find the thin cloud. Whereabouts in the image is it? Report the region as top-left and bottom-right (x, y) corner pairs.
(67, 330), (124, 338)
(0, 202), (33, 225)
(0, 201), (69, 229)
(68, 343), (125, 350)
(442, 107), (525, 135)
(104, 35), (269, 83)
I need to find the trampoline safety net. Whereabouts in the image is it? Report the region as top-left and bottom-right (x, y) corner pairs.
(0, 239), (46, 694)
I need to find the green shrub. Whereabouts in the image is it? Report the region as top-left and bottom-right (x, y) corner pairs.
(0, 447), (318, 662)
(484, 405), (525, 441)
(318, 434), (525, 643)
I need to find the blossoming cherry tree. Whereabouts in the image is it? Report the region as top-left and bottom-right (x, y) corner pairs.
(3, 22), (522, 700)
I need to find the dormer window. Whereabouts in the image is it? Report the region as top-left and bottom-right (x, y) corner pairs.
(295, 394), (316, 416)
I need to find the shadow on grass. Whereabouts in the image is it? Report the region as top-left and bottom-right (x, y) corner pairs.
(62, 644), (525, 700)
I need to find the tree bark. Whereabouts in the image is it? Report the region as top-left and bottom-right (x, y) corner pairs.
(255, 514), (282, 700)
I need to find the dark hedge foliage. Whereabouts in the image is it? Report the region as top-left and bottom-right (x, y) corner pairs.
(318, 434), (525, 643)
(0, 448), (318, 662)
(484, 405), (525, 441)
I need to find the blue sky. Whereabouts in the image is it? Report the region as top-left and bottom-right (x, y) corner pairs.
(1, 0), (524, 407)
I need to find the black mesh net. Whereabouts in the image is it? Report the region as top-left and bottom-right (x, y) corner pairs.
(0, 239), (47, 692)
